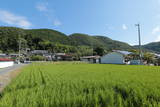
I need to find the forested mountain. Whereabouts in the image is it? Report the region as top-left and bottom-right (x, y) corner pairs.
(141, 42), (160, 53)
(0, 27), (133, 54)
(69, 33), (132, 50)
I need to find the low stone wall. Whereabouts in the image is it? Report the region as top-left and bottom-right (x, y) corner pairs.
(0, 61), (14, 68)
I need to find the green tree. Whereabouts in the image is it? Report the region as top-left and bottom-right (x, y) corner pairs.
(30, 55), (46, 61)
(143, 52), (155, 64)
(93, 47), (105, 56)
(157, 58), (160, 66)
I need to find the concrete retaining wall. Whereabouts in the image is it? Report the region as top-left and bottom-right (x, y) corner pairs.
(0, 61), (14, 68)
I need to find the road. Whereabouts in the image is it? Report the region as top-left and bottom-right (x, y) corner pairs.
(0, 64), (26, 75)
(0, 64), (27, 91)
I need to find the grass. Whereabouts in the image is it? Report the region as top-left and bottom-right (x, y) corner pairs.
(0, 62), (160, 107)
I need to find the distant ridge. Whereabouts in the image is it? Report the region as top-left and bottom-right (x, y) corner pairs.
(140, 42), (160, 53)
(0, 26), (133, 52)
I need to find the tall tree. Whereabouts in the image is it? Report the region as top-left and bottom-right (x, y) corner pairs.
(93, 47), (105, 56)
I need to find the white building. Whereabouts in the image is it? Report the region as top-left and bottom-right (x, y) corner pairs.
(0, 58), (14, 68)
(80, 56), (100, 63)
(101, 51), (132, 64)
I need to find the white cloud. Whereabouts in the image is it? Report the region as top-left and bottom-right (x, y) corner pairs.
(152, 26), (160, 34)
(36, 2), (48, 12)
(0, 10), (32, 28)
(122, 24), (128, 30)
(155, 35), (160, 42)
(152, 26), (160, 42)
(53, 19), (62, 26)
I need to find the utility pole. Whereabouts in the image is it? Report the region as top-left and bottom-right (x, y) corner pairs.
(135, 23), (142, 64)
(18, 34), (21, 64)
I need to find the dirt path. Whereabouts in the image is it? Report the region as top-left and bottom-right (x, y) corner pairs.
(0, 64), (27, 91)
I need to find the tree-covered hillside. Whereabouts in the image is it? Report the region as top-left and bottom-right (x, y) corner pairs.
(141, 42), (160, 53)
(25, 29), (70, 45)
(0, 27), (133, 54)
(69, 33), (132, 50)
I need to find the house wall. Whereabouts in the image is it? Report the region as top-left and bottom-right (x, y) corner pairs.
(101, 52), (124, 64)
(0, 61), (14, 68)
(81, 58), (94, 63)
(130, 60), (142, 65)
(94, 59), (100, 63)
(81, 59), (88, 62)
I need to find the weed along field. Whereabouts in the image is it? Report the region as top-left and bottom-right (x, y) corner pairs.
(0, 62), (160, 107)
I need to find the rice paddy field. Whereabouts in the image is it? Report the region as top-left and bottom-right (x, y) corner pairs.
(0, 62), (160, 107)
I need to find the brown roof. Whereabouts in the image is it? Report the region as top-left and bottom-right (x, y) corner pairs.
(0, 58), (13, 61)
(80, 56), (100, 59)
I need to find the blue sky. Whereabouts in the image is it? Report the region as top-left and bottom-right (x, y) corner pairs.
(0, 0), (160, 45)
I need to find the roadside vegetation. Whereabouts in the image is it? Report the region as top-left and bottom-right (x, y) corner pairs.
(0, 62), (160, 106)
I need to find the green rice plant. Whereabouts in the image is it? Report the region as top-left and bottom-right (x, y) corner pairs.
(0, 62), (160, 107)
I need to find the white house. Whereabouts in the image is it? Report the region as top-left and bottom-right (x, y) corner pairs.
(101, 51), (132, 64)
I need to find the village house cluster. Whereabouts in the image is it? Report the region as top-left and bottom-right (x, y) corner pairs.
(81, 50), (160, 65)
(0, 50), (160, 68)
(0, 50), (73, 62)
